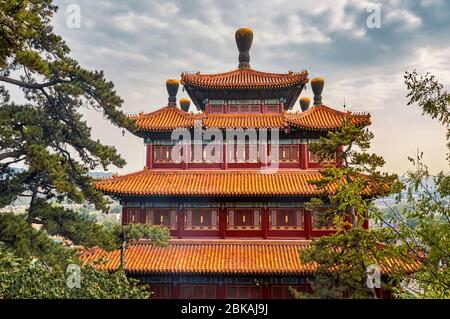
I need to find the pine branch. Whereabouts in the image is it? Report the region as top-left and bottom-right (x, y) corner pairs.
(0, 75), (69, 89)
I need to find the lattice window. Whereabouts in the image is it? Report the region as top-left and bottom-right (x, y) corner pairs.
(126, 207), (140, 224)
(189, 144), (222, 164)
(227, 100), (262, 113)
(146, 208), (177, 230)
(227, 209), (261, 230)
(154, 146), (175, 163)
(268, 145), (300, 163)
(270, 209), (303, 230)
(228, 144), (259, 163)
(185, 209), (218, 230)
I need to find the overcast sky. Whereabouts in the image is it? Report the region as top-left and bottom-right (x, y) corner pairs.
(48, 0), (449, 175)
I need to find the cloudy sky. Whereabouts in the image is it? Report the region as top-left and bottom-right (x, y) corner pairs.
(49, 0), (449, 175)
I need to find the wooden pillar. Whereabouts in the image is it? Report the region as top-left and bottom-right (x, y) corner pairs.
(146, 144), (153, 169)
(304, 209), (311, 239)
(122, 207), (128, 225)
(222, 144), (228, 170)
(219, 206), (227, 239)
(140, 207), (146, 224)
(177, 207), (184, 239)
(262, 206), (269, 239)
(300, 140), (308, 169)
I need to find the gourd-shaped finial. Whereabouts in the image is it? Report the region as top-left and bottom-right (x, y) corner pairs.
(166, 79), (179, 106)
(235, 27), (253, 69)
(311, 77), (324, 106)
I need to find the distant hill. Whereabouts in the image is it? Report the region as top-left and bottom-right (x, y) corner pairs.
(374, 175), (439, 208)
(88, 172), (112, 178)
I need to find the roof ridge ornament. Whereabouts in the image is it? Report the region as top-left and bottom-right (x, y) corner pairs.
(299, 97), (311, 112)
(235, 27), (253, 70)
(311, 77), (324, 106)
(166, 79), (179, 107)
(179, 97), (191, 112)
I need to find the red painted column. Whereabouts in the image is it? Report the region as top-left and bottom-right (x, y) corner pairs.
(219, 207), (227, 239)
(122, 207), (128, 225)
(300, 141), (308, 169)
(146, 144), (153, 169)
(304, 209), (311, 239)
(140, 207), (146, 224)
(177, 207), (184, 239)
(262, 207), (269, 239)
(222, 144), (228, 170)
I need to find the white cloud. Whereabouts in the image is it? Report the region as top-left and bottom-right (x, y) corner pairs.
(385, 9), (422, 30)
(48, 0), (449, 174)
(112, 12), (169, 32)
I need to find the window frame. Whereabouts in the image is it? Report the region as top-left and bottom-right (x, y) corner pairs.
(184, 208), (219, 230)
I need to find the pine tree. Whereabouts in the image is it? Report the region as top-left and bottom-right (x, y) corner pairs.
(0, 1), (169, 274)
(297, 118), (402, 298)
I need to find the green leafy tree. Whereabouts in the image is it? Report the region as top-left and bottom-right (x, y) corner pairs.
(0, 1), (171, 297)
(298, 119), (402, 298)
(0, 243), (150, 299)
(388, 71), (450, 298)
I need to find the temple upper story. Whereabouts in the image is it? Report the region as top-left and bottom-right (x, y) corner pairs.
(180, 28), (308, 112)
(120, 28), (370, 172)
(128, 28), (369, 135)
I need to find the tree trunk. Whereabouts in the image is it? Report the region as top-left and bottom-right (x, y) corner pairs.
(120, 239), (127, 272)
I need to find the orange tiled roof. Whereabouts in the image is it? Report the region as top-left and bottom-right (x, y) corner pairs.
(181, 69), (308, 90)
(93, 169), (387, 197)
(131, 106), (370, 131)
(129, 106), (197, 131)
(203, 113), (287, 129)
(286, 105), (371, 131)
(80, 239), (420, 275)
(94, 169), (324, 196)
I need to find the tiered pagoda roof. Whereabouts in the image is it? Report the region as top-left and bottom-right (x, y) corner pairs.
(181, 69), (308, 90)
(81, 239), (420, 275)
(180, 28), (308, 110)
(94, 169), (386, 197)
(129, 105), (370, 132)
